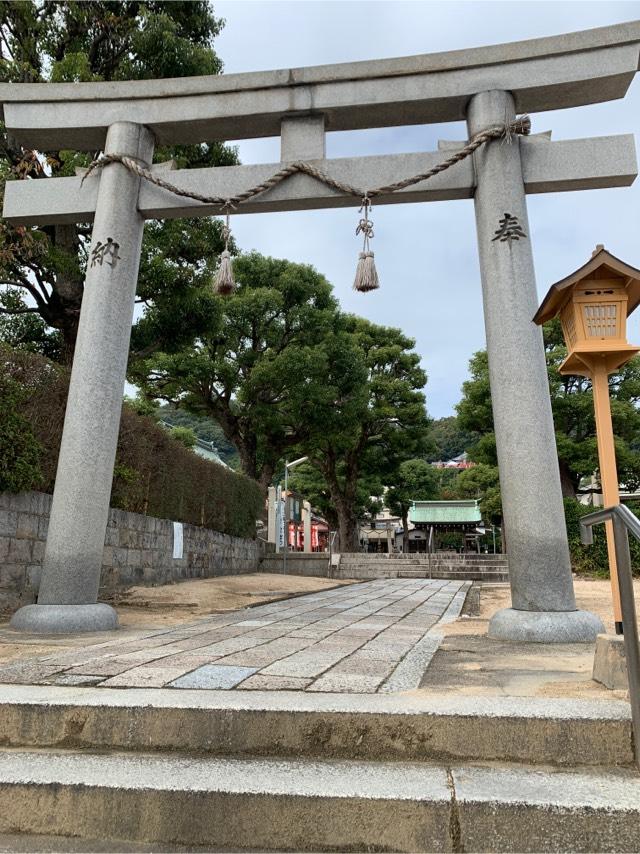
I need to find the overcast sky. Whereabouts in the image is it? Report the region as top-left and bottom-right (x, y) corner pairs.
(211, 0), (640, 419)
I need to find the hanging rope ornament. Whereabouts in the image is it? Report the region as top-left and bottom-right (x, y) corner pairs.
(214, 210), (235, 295)
(82, 116), (531, 297)
(353, 196), (379, 293)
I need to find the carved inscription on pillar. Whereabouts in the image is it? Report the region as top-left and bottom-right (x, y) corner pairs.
(492, 212), (527, 244)
(90, 237), (122, 269)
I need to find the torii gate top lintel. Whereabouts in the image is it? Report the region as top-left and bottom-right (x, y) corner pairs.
(1, 19), (640, 150)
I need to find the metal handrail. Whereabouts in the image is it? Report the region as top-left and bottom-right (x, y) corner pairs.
(580, 504), (640, 767)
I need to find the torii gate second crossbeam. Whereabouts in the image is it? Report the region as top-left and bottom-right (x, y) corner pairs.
(4, 21), (640, 639)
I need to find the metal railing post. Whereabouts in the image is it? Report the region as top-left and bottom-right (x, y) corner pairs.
(581, 505), (640, 768)
(612, 515), (640, 767)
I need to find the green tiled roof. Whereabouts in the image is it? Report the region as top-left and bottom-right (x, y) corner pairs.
(409, 500), (481, 525)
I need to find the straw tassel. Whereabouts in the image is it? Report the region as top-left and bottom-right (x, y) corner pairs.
(215, 211), (235, 295)
(353, 251), (379, 292)
(215, 248), (235, 295)
(353, 196), (379, 292)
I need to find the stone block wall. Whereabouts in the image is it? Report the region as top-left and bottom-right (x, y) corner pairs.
(259, 553), (329, 577)
(0, 491), (262, 614)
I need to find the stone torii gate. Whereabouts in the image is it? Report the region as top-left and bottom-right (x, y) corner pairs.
(4, 22), (640, 639)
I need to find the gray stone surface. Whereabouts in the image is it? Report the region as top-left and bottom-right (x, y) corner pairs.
(9, 604), (118, 634)
(0, 579), (468, 694)
(1, 22), (639, 149)
(592, 633), (628, 689)
(467, 90), (602, 640)
(169, 665), (257, 689)
(0, 682), (633, 766)
(10, 123), (155, 635)
(260, 553), (329, 576)
(0, 750), (452, 851)
(280, 116), (325, 161)
(5, 134), (637, 225)
(453, 763), (640, 853)
(0, 749), (638, 851)
(488, 607), (604, 643)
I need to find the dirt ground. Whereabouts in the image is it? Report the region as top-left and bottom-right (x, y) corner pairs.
(420, 576), (639, 700)
(113, 572), (355, 625)
(0, 573), (355, 665)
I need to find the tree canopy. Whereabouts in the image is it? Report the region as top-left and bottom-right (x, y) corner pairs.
(0, 1), (236, 363)
(426, 416), (478, 463)
(386, 458), (439, 537)
(456, 319), (640, 501)
(301, 317), (430, 550)
(133, 253), (340, 491)
(134, 253), (431, 548)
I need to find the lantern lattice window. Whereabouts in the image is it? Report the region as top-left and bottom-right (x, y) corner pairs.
(571, 284), (628, 344)
(583, 302), (618, 338)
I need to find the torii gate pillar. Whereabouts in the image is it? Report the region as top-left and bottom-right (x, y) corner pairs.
(468, 90), (602, 641)
(11, 122), (155, 634)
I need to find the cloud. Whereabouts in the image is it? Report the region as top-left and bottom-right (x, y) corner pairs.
(214, 0), (640, 417)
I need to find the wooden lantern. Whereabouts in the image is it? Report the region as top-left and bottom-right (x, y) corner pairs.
(535, 245), (640, 377)
(535, 246), (640, 633)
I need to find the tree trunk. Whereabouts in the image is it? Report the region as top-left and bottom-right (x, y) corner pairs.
(558, 459), (577, 499)
(258, 464), (275, 496)
(335, 499), (360, 553)
(51, 224), (83, 364)
(317, 451), (361, 552)
(235, 438), (259, 483)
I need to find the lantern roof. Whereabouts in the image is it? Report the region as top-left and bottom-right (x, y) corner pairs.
(534, 246), (640, 325)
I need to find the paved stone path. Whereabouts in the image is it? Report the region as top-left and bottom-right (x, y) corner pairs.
(0, 579), (470, 694)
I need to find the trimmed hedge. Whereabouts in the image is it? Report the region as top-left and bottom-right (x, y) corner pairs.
(564, 498), (640, 578)
(1, 347), (263, 539)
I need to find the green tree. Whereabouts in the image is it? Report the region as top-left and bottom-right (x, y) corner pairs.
(169, 425), (197, 449)
(132, 253), (340, 491)
(456, 320), (640, 499)
(426, 415), (478, 462)
(455, 463), (502, 523)
(288, 461), (383, 535)
(156, 404), (240, 468)
(0, 1), (236, 363)
(303, 318), (430, 551)
(0, 370), (42, 492)
(386, 458), (439, 536)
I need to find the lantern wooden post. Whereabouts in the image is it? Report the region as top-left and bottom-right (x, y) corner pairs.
(535, 246), (640, 634)
(591, 357), (623, 629)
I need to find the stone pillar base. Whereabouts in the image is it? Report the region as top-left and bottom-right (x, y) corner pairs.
(10, 603), (119, 634)
(488, 607), (604, 643)
(592, 633), (628, 689)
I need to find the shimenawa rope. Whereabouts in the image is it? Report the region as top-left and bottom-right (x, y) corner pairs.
(82, 115), (531, 294)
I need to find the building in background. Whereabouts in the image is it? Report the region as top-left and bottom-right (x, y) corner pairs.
(360, 509), (403, 553)
(408, 499), (484, 553)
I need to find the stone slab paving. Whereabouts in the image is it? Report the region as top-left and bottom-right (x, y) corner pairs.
(0, 579), (469, 694)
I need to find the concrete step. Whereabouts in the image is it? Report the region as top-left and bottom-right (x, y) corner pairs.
(366, 556), (509, 560)
(0, 686), (633, 767)
(337, 568), (510, 580)
(339, 563), (509, 571)
(0, 747), (638, 852)
(340, 563), (509, 568)
(339, 560), (509, 568)
(340, 560), (509, 567)
(396, 571), (509, 581)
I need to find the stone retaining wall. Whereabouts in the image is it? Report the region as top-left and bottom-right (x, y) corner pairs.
(259, 553), (329, 577)
(0, 491), (262, 614)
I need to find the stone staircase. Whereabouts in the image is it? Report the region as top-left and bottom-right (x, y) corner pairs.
(0, 684), (637, 852)
(336, 551), (510, 581)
